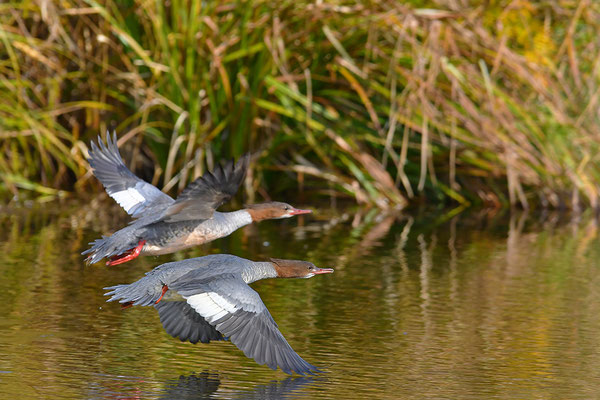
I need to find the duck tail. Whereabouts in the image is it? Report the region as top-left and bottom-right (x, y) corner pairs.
(104, 276), (164, 307)
(81, 230), (138, 265)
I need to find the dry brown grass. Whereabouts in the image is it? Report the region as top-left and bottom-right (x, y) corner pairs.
(1, 1), (599, 209)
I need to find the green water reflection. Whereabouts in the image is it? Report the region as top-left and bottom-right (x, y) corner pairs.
(1, 202), (600, 399)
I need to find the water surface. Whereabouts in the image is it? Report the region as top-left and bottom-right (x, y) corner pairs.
(1, 202), (600, 399)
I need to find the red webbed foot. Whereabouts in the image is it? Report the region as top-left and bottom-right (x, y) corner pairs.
(155, 285), (169, 304)
(106, 240), (146, 266)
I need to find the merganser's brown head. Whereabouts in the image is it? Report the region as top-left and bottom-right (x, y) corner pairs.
(245, 202), (311, 222)
(269, 258), (334, 278)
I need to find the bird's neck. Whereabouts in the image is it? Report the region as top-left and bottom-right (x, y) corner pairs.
(241, 262), (278, 284)
(215, 210), (253, 232)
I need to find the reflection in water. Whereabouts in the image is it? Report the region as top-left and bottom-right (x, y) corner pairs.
(2, 202), (600, 399)
(232, 376), (316, 400)
(84, 371), (316, 399)
(159, 372), (220, 399)
(159, 372), (315, 400)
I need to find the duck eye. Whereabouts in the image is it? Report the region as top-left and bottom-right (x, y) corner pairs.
(284, 206), (290, 210)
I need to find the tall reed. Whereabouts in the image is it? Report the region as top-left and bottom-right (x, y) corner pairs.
(1, 1), (599, 209)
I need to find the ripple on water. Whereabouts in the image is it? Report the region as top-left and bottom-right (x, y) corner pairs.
(3, 207), (600, 399)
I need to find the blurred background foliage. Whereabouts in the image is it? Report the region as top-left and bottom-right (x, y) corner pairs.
(1, 0), (599, 209)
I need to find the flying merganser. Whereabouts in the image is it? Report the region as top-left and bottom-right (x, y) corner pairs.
(104, 254), (334, 375)
(82, 134), (311, 265)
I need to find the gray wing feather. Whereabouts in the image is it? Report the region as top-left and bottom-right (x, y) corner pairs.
(104, 281), (162, 306)
(155, 301), (225, 344)
(88, 132), (174, 217)
(170, 275), (320, 375)
(103, 260), (199, 305)
(160, 153), (250, 222)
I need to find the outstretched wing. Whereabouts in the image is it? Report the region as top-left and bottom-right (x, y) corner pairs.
(170, 273), (320, 375)
(160, 154), (250, 222)
(88, 132), (174, 217)
(155, 300), (225, 344)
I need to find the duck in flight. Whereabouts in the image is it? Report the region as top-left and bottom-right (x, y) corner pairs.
(104, 254), (334, 375)
(83, 134), (311, 265)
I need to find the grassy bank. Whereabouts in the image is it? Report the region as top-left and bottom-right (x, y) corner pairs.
(1, 1), (599, 209)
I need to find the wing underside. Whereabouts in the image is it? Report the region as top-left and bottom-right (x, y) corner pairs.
(171, 274), (320, 375)
(88, 132), (174, 217)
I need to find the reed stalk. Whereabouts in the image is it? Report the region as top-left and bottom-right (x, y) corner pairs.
(1, 1), (599, 210)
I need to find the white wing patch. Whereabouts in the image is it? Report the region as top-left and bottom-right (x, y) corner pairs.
(110, 187), (146, 213)
(187, 292), (240, 323)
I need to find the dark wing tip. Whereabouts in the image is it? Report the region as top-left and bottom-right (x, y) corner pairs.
(156, 301), (225, 344)
(88, 132), (124, 167)
(237, 152), (251, 175)
(226, 152), (251, 193)
(219, 308), (321, 376)
(163, 153), (252, 221)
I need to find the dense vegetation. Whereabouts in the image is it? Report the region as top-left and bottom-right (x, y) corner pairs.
(1, 1), (599, 209)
